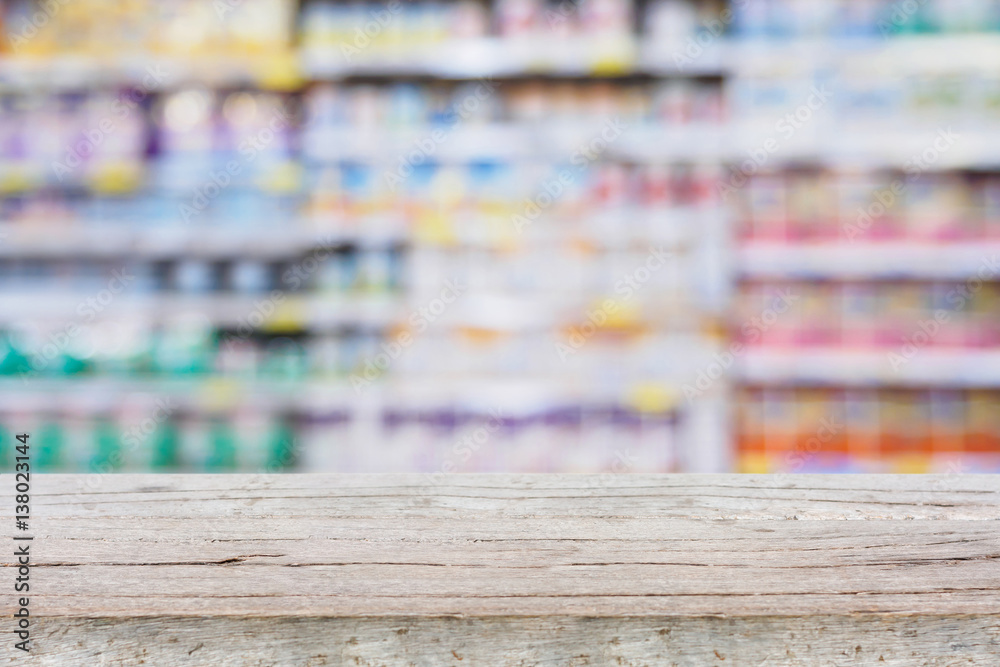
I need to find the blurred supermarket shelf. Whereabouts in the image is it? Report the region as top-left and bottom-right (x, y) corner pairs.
(738, 349), (1000, 387)
(0, 229), (703, 259)
(0, 375), (698, 412)
(5, 0), (998, 475)
(0, 226), (406, 258)
(0, 208), (722, 256)
(738, 242), (1000, 280)
(0, 54), (303, 91)
(303, 124), (997, 168)
(303, 37), (638, 78)
(729, 125), (1000, 170)
(297, 38), (729, 79)
(0, 289), (712, 330)
(8, 35), (1000, 90)
(0, 293), (403, 329)
(303, 123), (728, 162)
(0, 377), (316, 413)
(727, 35), (1000, 74)
(0, 39), (722, 91)
(11, 35), (1000, 90)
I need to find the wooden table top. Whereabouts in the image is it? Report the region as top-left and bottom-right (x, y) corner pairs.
(10, 473), (1000, 665)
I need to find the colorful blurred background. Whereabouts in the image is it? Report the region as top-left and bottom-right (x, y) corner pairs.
(0, 0), (998, 474)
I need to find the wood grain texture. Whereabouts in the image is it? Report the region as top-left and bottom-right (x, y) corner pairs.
(4, 474), (1000, 665)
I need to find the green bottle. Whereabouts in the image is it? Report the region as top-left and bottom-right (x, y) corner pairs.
(150, 418), (181, 470)
(910, 4), (935, 34)
(153, 327), (212, 377)
(90, 417), (121, 472)
(205, 417), (237, 471)
(266, 417), (298, 472)
(59, 352), (90, 377)
(131, 332), (157, 377)
(263, 339), (307, 380)
(0, 423), (10, 471)
(0, 335), (31, 377)
(36, 419), (65, 470)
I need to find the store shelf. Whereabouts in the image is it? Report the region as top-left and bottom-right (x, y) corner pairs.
(0, 53), (301, 91)
(7, 34), (998, 91)
(22, 33), (983, 90)
(738, 242), (1000, 280)
(727, 124), (1000, 169)
(738, 348), (1000, 387)
(0, 37), (723, 92)
(8, 0), (999, 475)
(296, 122), (995, 168)
(0, 293), (403, 329)
(0, 226), (405, 258)
(307, 119), (994, 168)
(302, 37), (725, 79)
(0, 376), (314, 413)
(0, 374), (691, 413)
(3, 37), (995, 81)
(304, 123), (728, 163)
(727, 34), (1000, 74)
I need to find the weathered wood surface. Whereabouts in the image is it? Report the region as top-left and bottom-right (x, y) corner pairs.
(4, 474), (1000, 665)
